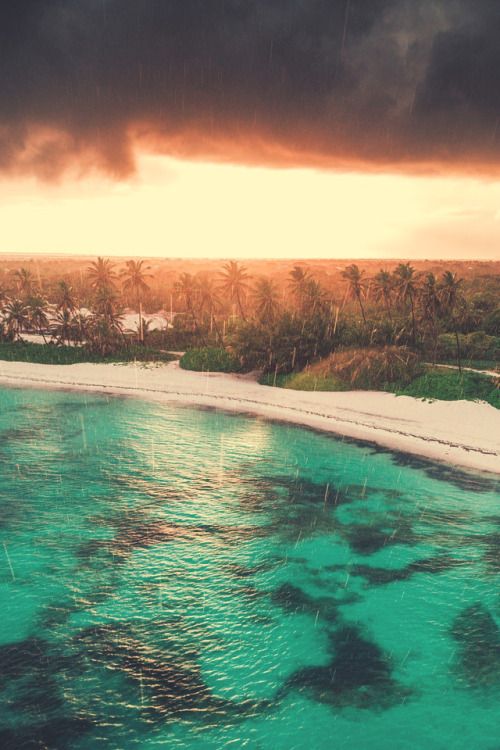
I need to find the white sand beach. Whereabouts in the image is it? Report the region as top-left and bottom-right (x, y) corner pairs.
(0, 359), (498, 476)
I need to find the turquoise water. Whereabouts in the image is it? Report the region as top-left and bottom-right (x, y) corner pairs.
(1, 386), (500, 749)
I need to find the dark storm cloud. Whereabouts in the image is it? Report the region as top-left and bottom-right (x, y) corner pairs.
(1, 0), (500, 178)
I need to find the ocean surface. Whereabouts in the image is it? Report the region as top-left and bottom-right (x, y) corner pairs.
(1, 386), (500, 749)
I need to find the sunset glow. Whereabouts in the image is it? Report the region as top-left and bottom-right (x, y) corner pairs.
(1, 154), (499, 260)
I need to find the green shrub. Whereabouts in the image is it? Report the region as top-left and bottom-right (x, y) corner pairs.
(482, 308), (500, 336)
(395, 369), (499, 406)
(179, 347), (241, 373)
(0, 341), (176, 365)
(470, 292), (499, 314)
(486, 388), (500, 408)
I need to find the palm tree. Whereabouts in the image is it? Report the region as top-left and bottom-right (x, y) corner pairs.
(175, 272), (204, 342)
(90, 288), (126, 354)
(0, 283), (10, 311)
(438, 271), (465, 374)
(341, 264), (367, 324)
(288, 265), (312, 313)
(303, 278), (330, 316)
(71, 312), (91, 345)
(86, 257), (118, 292)
(219, 261), (249, 320)
(393, 262), (420, 345)
(13, 268), (35, 297)
(4, 299), (30, 340)
(372, 269), (394, 325)
(120, 260), (152, 342)
(252, 277), (281, 324)
(419, 273), (440, 317)
(197, 274), (224, 344)
(456, 298), (482, 334)
(417, 273), (441, 359)
(28, 295), (50, 343)
(92, 286), (123, 323)
(55, 281), (78, 314)
(53, 309), (75, 346)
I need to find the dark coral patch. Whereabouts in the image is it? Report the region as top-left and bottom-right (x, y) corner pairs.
(337, 515), (418, 555)
(327, 556), (473, 586)
(0, 636), (88, 740)
(481, 532), (500, 572)
(450, 603), (500, 688)
(222, 561), (274, 579)
(270, 583), (339, 623)
(389, 452), (499, 494)
(0, 637), (77, 688)
(10, 675), (64, 715)
(0, 717), (94, 750)
(280, 625), (410, 710)
(0, 428), (43, 447)
(73, 622), (269, 724)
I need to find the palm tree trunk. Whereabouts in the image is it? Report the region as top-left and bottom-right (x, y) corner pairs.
(453, 323), (462, 375)
(138, 295), (143, 344)
(384, 295), (393, 326)
(236, 290), (247, 321)
(356, 293), (367, 324)
(210, 310), (225, 348)
(409, 292), (416, 346)
(188, 299), (206, 345)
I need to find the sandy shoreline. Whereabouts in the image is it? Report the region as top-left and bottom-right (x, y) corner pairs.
(0, 359), (499, 476)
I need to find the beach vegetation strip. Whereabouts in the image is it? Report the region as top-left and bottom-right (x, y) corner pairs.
(0, 341), (177, 366)
(259, 349), (500, 408)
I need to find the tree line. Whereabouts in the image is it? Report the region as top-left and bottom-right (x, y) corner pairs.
(0, 258), (498, 370)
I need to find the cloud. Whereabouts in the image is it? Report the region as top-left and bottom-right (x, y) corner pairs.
(1, 0), (500, 179)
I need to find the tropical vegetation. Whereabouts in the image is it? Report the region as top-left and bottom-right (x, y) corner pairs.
(0, 257), (498, 405)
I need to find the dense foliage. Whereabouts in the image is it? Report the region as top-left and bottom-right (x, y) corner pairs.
(0, 258), (498, 407)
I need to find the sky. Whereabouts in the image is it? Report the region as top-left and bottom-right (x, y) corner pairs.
(1, 0), (500, 260)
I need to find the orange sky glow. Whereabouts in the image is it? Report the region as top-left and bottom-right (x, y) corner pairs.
(0, 151), (499, 261)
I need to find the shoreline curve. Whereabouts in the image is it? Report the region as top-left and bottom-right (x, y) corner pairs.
(0, 359), (499, 476)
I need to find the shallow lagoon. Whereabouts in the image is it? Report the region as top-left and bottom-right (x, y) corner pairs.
(1, 386), (500, 749)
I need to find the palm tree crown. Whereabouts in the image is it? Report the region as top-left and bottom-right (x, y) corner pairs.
(175, 272), (204, 341)
(13, 268), (35, 296)
(252, 277), (281, 324)
(87, 257), (118, 292)
(438, 271), (464, 313)
(341, 264), (367, 324)
(0, 283), (10, 310)
(56, 281), (78, 314)
(373, 269), (394, 323)
(219, 260), (249, 320)
(288, 265), (312, 312)
(120, 260), (152, 343)
(120, 260), (152, 297)
(4, 299), (30, 339)
(393, 262), (420, 344)
(438, 271), (465, 373)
